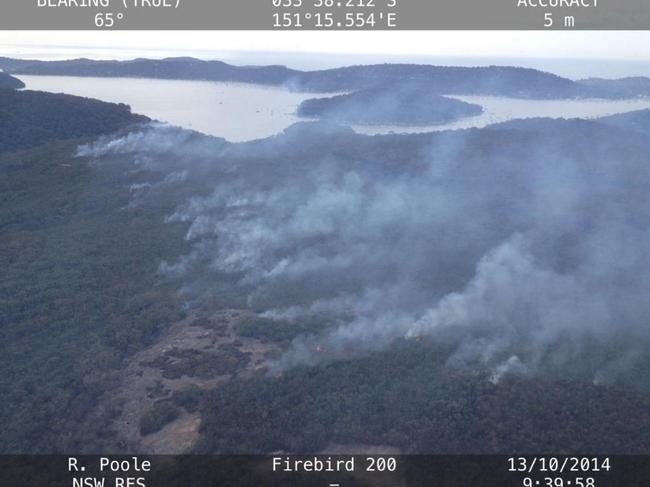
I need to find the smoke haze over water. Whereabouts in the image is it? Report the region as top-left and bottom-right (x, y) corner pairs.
(78, 115), (650, 383)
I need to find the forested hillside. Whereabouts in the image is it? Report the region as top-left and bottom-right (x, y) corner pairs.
(0, 89), (148, 152)
(199, 340), (650, 453)
(0, 72), (24, 89)
(0, 91), (184, 453)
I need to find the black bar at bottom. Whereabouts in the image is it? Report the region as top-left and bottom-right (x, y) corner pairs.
(1, 455), (648, 487)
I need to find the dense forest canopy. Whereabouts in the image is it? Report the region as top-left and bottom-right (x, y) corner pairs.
(0, 91), (174, 453)
(0, 89), (148, 153)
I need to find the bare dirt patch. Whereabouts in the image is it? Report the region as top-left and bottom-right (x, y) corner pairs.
(86, 309), (281, 453)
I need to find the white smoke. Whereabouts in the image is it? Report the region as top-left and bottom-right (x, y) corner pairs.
(79, 119), (650, 383)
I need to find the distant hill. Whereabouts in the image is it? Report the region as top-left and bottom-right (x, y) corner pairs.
(4, 56), (650, 100)
(298, 86), (483, 125)
(0, 89), (149, 153)
(0, 57), (299, 86)
(0, 72), (25, 89)
(290, 64), (584, 98)
(577, 77), (650, 98)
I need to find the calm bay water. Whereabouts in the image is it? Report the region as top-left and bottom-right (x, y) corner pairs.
(18, 74), (650, 142)
(18, 75), (314, 142)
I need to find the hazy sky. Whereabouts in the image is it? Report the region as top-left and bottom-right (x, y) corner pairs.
(2, 31), (650, 77)
(2, 31), (650, 59)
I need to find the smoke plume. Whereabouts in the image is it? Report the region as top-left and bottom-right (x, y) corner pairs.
(78, 116), (650, 383)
